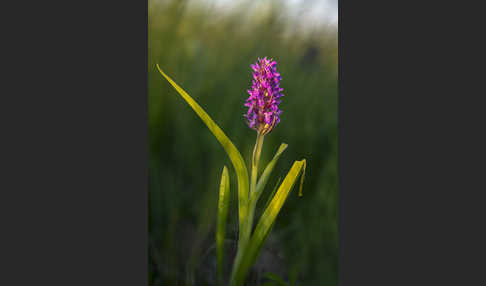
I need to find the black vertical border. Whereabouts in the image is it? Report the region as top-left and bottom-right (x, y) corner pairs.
(339, 0), (486, 285)
(2, 0), (148, 285)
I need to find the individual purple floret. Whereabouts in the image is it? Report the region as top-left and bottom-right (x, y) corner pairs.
(244, 57), (284, 134)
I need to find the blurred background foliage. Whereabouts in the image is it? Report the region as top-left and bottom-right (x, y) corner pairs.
(148, 0), (337, 285)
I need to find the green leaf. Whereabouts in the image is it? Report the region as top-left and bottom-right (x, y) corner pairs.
(216, 166), (230, 279)
(263, 272), (288, 286)
(230, 159), (306, 286)
(251, 143), (288, 204)
(263, 176), (282, 215)
(297, 158), (306, 197)
(156, 65), (250, 241)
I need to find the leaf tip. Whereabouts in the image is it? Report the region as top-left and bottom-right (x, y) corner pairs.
(276, 143), (288, 157)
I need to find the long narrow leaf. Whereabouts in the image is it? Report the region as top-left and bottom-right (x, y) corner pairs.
(216, 166), (230, 280)
(251, 143), (288, 203)
(156, 64), (250, 240)
(231, 159), (306, 286)
(231, 143), (288, 284)
(263, 176), (282, 212)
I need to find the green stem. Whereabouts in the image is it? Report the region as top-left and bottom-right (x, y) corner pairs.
(250, 132), (264, 205)
(230, 131), (265, 286)
(247, 132), (264, 241)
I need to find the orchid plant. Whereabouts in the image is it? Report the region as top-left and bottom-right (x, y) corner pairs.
(156, 58), (306, 286)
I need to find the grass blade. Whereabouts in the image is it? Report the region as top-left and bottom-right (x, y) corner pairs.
(216, 166), (230, 280)
(156, 64), (250, 241)
(263, 272), (288, 286)
(231, 159), (306, 286)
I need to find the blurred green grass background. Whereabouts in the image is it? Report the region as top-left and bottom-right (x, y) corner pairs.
(148, 1), (337, 285)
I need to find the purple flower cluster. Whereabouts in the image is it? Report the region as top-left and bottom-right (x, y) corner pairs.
(244, 57), (284, 134)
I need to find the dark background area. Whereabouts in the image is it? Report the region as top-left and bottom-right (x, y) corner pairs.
(148, 0), (338, 285)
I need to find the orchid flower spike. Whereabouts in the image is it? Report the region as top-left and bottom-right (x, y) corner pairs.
(244, 57), (284, 135)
